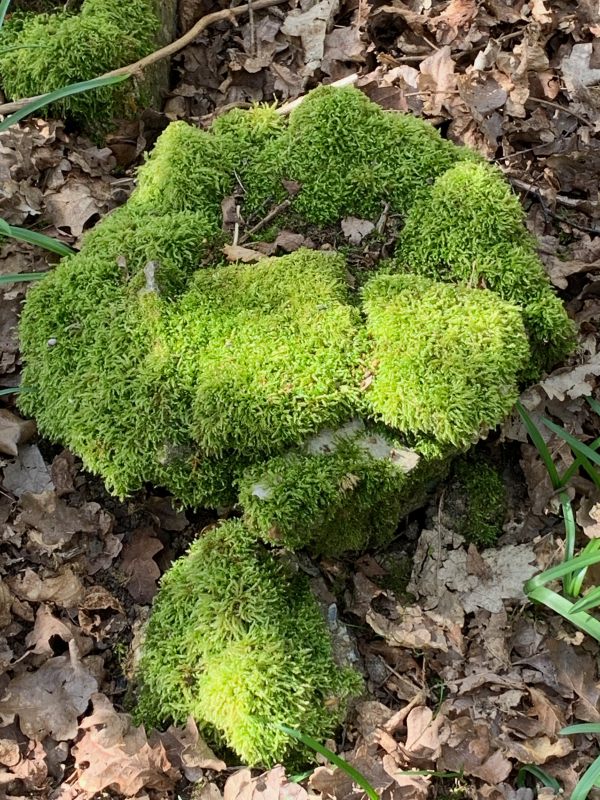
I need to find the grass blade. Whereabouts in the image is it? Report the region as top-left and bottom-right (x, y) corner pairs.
(0, 387), (20, 396)
(0, 0), (10, 29)
(571, 754), (600, 800)
(277, 724), (379, 800)
(563, 435), (600, 484)
(527, 584), (600, 641)
(543, 417), (600, 470)
(586, 396), (600, 417)
(0, 73), (129, 131)
(517, 402), (563, 489)
(0, 218), (74, 257)
(561, 723), (600, 735)
(516, 764), (561, 792)
(0, 273), (46, 284)
(571, 586), (600, 614)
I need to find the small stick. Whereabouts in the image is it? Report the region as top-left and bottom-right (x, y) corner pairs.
(0, 0), (287, 117)
(239, 198), (291, 243)
(276, 73), (359, 115)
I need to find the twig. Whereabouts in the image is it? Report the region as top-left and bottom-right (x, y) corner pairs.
(239, 198), (291, 243)
(510, 177), (600, 234)
(247, 0), (257, 58)
(0, 0), (287, 117)
(276, 73), (359, 115)
(526, 97), (592, 127)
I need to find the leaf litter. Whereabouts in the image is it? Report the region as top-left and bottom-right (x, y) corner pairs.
(2, 0), (600, 796)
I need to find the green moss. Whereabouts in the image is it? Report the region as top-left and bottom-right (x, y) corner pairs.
(393, 161), (575, 374)
(135, 519), (362, 766)
(0, 0), (160, 126)
(239, 421), (448, 555)
(18, 85), (573, 527)
(362, 274), (531, 447)
(450, 457), (506, 547)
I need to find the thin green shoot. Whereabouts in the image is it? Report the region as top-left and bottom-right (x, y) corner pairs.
(561, 723), (600, 735)
(288, 769), (313, 784)
(0, 387), (20, 396)
(586, 396), (600, 417)
(0, 0), (10, 29)
(570, 754), (600, 800)
(543, 416), (600, 474)
(0, 273), (47, 284)
(0, 218), (74, 257)
(571, 585), (600, 614)
(516, 764), (562, 793)
(0, 73), (130, 131)
(276, 725), (379, 800)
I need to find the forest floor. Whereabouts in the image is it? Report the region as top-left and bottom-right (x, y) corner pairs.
(1, 0), (599, 798)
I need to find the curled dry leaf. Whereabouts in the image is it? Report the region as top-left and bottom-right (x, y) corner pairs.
(281, 0), (339, 77)
(159, 717), (225, 782)
(0, 409), (36, 458)
(72, 693), (178, 796)
(224, 765), (308, 800)
(2, 445), (53, 498)
(8, 566), (85, 609)
(119, 527), (164, 604)
(341, 217), (375, 245)
(0, 640), (97, 741)
(223, 244), (267, 263)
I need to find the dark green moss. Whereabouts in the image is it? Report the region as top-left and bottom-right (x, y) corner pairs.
(450, 457), (506, 547)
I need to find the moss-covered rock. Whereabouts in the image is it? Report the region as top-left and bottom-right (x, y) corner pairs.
(0, 0), (170, 126)
(135, 519), (362, 766)
(18, 86), (574, 543)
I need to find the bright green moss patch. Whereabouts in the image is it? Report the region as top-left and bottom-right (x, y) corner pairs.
(0, 0), (160, 126)
(135, 520), (362, 766)
(19, 85), (574, 536)
(394, 161), (576, 374)
(362, 274), (531, 447)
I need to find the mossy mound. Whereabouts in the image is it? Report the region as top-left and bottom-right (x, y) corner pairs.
(447, 456), (507, 547)
(19, 86), (574, 546)
(0, 0), (164, 126)
(135, 519), (362, 767)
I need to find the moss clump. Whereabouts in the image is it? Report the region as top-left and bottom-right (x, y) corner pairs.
(393, 161), (576, 374)
(19, 85), (574, 542)
(362, 274), (531, 447)
(239, 420), (448, 555)
(135, 520), (362, 766)
(0, 0), (160, 126)
(449, 457), (506, 547)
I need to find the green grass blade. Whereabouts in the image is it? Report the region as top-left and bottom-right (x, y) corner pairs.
(571, 754), (600, 800)
(0, 387), (20, 396)
(572, 586), (600, 614)
(0, 73), (129, 131)
(527, 584), (600, 641)
(561, 723), (600, 735)
(0, 272), (46, 284)
(586, 396), (600, 417)
(526, 550), (600, 591)
(569, 539), (600, 599)
(516, 764), (561, 792)
(0, 0), (10, 29)
(543, 417), (600, 470)
(1, 218), (74, 257)
(277, 725), (379, 800)
(563, 435), (600, 484)
(517, 402), (564, 489)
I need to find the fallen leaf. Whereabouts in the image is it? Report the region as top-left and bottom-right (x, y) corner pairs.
(50, 450), (78, 496)
(44, 180), (108, 238)
(0, 410), (36, 457)
(72, 693), (178, 795)
(120, 528), (164, 604)
(273, 230), (306, 253)
(225, 764), (307, 799)
(158, 717), (225, 781)
(16, 491), (112, 552)
(404, 706), (442, 761)
(8, 567), (85, 608)
(2, 445), (53, 497)
(223, 244), (267, 263)
(281, 0), (339, 77)
(539, 354), (600, 401)
(341, 217), (375, 245)
(418, 46), (457, 116)
(0, 641), (97, 740)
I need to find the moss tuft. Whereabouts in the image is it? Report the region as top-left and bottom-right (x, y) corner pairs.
(135, 520), (362, 767)
(362, 273), (531, 447)
(393, 161), (575, 374)
(450, 457), (506, 547)
(0, 0), (160, 126)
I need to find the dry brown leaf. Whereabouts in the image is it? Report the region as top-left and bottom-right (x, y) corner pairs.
(224, 765), (308, 800)
(367, 602), (460, 653)
(0, 410), (36, 457)
(44, 180), (109, 239)
(158, 717), (225, 782)
(223, 244), (267, 263)
(8, 567), (85, 608)
(539, 354), (600, 401)
(527, 687), (566, 737)
(26, 604), (92, 657)
(2, 445), (53, 497)
(502, 734), (572, 765)
(341, 217), (375, 245)
(0, 581), (12, 629)
(439, 718), (512, 783)
(547, 639), (600, 722)
(429, 0), (478, 45)
(418, 47), (457, 116)
(404, 706), (442, 761)
(50, 450), (77, 497)
(273, 230), (306, 253)
(281, 0), (339, 77)
(72, 693), (178, 795)
(120, 528), (163, 604)
(0, 641), (97, 740)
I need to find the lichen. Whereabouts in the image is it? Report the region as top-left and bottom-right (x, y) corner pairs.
(0, 0), (161, 125)
(135, 519), (362, 767)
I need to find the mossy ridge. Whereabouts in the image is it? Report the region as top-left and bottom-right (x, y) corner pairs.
(239, 420), (450, 555)
(0, 0), (160, 126)
(135, 519), (362, 767)
(393, 161), (576, 374)
(362, 273), (531, 447)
